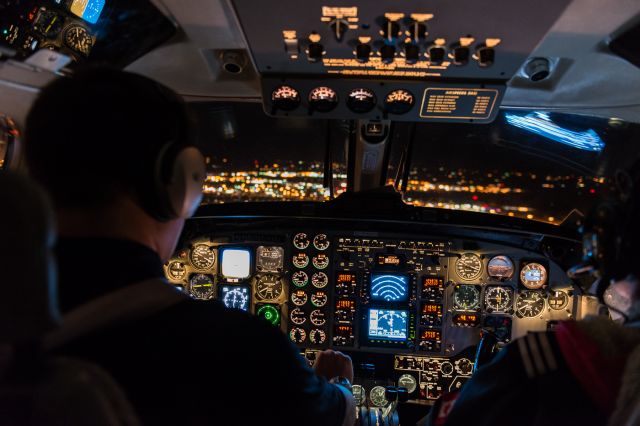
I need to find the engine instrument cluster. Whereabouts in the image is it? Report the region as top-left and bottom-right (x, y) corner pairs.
(165, 224), (584, 406)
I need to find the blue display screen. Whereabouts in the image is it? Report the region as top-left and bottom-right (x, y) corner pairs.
(370, 274), (409, 302)
(221, 285), (250, 311)
(367, 308), (408, 341)
(70, 0), (106, 24)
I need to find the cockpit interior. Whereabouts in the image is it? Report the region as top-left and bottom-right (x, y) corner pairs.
(2, 1), (640, 425)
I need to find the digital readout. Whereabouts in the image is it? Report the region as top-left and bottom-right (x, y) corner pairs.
(452, 313), (481, 326)
(377, 254), (403, 266)
(422, 304), (442, 315)
(423, 277), (444, 287)
(337, 273), (357, 283)
(421, 329), (441, 341)
(336, 300), (355, 309)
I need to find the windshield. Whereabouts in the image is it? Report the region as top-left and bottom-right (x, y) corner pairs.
(192, 102), (639, 225)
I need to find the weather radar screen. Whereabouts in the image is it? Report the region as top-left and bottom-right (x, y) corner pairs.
(221, 286), (250, 311)
(221, 248), (251, 280)
(368, 309), (408, 341)
(370, 274), (409, 302)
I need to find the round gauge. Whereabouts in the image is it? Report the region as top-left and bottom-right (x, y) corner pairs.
(292, 253), (310, 269)
(309, 328), (327, 344)
(166, 261), (187, 281)
(257, 305), (280, 326)
(292, 271), (309, 287)
(289, 327), (307, 343)
(548, 290), (569, 310)
(308, 87), (339, 112)
(34, 9), (64, 38)
(398, 374), (417, 394)
(453, 285), (480, 310)
(271, 85), (301, 111)
(310, 309), (326, 326)
(369, 386), (388, 407)
(293, 233), (310, 250)
(384, 90), (415, 115)
(440, 361), (454, 375)
(455, 358), (474, 375)
(256, 246), (284, 272)
(311, 291), (328, 307)
(311, 272), (329, 288)
(223, 287), (249, 310)
(313, 234), (330, 251)
(189, 244), (215, 270)
(291, 290), (308, 306)
(352, 385), (366, 405)
(290, 307), (307, 325)
(346, 88), (377, 113)
(188, 274), (215, 300)
(484, 286), (513, 312)
(520, 263), (547, 289)
(63, 24), (93, 56)
(312, 254), (330, 270)
(456, 253), (483, 280)
(255, 274), (283, 301)
(515, 291), (546, 318)
(487, 255), (515, 279)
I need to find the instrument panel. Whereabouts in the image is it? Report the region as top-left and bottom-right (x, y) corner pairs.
(164, 222), (584, 405)
(231, 0), (571, 122)
(1, 0), (175, 67)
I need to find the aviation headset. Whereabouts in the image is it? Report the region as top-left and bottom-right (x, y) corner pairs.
(569, 163), (640, 303)
(129, 77), (206, 222)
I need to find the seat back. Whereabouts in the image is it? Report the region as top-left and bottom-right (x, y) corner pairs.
(0, 171), (140, 426)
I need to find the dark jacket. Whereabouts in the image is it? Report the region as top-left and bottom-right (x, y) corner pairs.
(54, 238), (346, 425)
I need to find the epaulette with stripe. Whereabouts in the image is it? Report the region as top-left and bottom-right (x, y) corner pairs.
(516, 332), (559, 379)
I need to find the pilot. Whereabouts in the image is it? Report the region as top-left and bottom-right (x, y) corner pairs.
(423, 168), (640, 426)
(23, 68), (355, 426)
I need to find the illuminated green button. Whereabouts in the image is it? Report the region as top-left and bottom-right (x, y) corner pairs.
(257, 305), (280, 326)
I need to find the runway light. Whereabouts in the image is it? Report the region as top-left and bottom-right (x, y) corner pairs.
(505, 111), (605, 152)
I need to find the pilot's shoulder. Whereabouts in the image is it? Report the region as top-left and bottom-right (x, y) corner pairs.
(509, 331), (561, 379)
(163, 298), (288, 341)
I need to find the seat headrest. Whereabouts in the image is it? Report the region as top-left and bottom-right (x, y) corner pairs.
(0, 171), (59, 344)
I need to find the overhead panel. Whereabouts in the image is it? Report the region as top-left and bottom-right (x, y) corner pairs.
(231, 0), (570, 123)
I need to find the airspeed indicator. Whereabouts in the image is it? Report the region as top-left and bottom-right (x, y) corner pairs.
(456, 253), (482, 280)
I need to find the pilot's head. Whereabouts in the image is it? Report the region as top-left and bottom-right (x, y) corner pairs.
(24, 68), (205, 260)
(573, 164), (640, 322)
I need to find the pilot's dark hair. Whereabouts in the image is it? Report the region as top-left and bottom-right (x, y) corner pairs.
(24, 67), (192, 210)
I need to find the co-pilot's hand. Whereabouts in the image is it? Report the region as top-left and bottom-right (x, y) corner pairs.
(313, 349), (354, 383)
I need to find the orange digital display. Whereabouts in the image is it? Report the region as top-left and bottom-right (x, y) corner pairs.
(421, 330), (441, 341)
(423, 277), (443, 287)
(453, 313), (480, 326)
(422, 304), (442, 315)
(377, 255), (402, 266)
(336, 300), (355, 309)
(337, 273), (356, 283)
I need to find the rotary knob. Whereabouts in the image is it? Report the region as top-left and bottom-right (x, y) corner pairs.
(453, 45), (470, 65)
(380, 44), (396, 64)
(355, 42), (372, 62)
(404, 43), (420, 64)
(307, 42), (324, 62)
(428, 46), (446, 63)
(476, 46), (495, 67)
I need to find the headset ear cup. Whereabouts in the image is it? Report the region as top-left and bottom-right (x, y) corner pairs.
(166, 147), (206, 219)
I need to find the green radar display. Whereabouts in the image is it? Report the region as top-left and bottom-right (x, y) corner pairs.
(257, 304), (281, 326)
